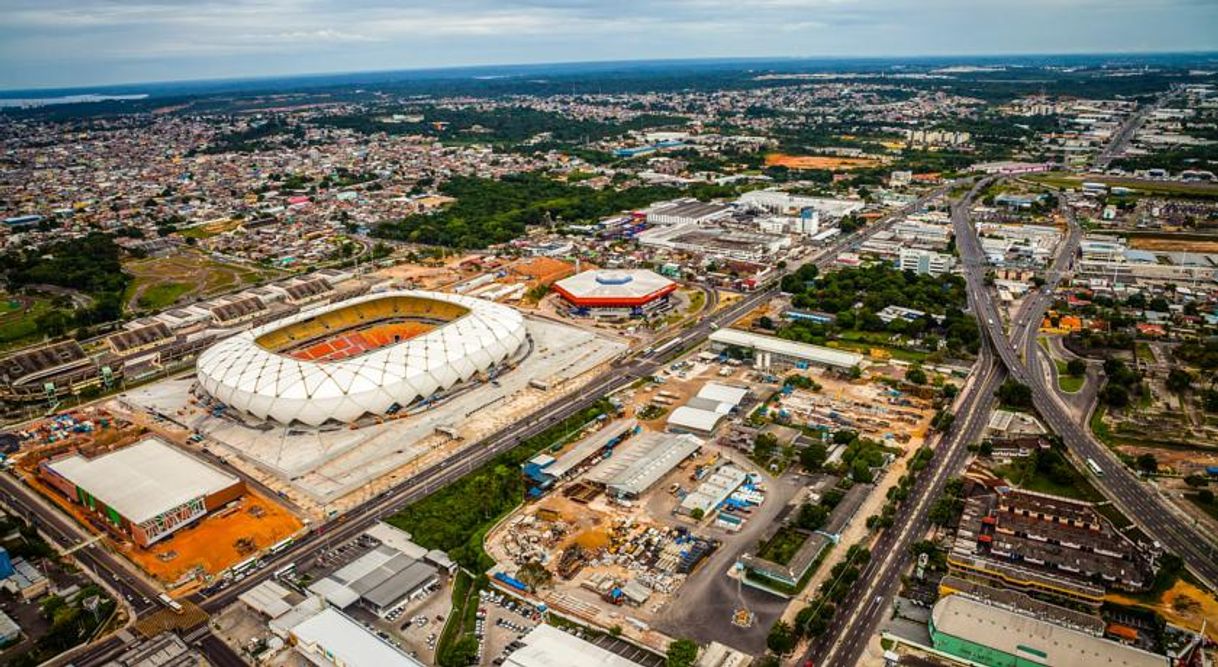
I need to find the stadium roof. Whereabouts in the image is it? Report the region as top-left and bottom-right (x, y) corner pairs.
(931, 595), (1168, 667)
(46, 437), (239, 524)
(504, 624), (640, 667)
(290, 608), (425, 667)
(708, 328), (863, 369)
(196, 290), (527, 426)
(553, 270), (677, 306)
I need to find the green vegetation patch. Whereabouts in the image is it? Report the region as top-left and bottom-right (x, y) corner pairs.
(388, 400), (614, 571)
(755, 525), (810, 566)
(994, 448), (1104, 502)
(136, 282), (193, 310)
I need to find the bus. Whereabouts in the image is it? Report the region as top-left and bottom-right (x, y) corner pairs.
(273, 562), (297, 579)
(158, 593), (184, 614)
(1086, 457), (1104, 476)
(268, 536), (294, 555)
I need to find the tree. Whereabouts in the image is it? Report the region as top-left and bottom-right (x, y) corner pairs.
(767, 620), (796, 655)
(1137, 453), (1158, 473)
(848, 365), (863, 380)
(1066, 358), (1086, 377)
(1166, 368), (1193, 394)
(795, 503), (829, 531)
(690, 508), (705, 521)
(1198, 489), (1215, 504)
(996, 379), (1033, 408)
(905, 366), (928, 385)
(1102, 384), (1130, 408)
(666, 638), (699, 667)
(851, 459), (874, 483)
(800, 442), (828, 471)
(1184, 474), (1209, 488)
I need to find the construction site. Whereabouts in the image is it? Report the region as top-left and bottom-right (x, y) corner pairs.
(479, 336), (941, 654)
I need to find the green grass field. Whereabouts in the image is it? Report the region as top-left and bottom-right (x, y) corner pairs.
(1026, 172), (1218, 198)
(1054, 359), (1085, 393)
(0, 297), (54, 350)
(136, 282), (194, 310)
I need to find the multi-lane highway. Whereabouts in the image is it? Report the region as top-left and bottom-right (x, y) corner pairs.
(951, 178), (1218, 592)
(27, 184), (953, 665)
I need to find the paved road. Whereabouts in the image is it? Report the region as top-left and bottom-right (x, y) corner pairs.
(952, 178), (1218, 592)
(805, 177), (1103, 667)
(1094, 88), (1178, 170)
(45, 184), (953, 664)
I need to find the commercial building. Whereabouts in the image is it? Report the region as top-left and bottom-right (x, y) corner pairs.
(307, 544), (440, 616)
(643, 198), (733, 226)
(504, 624), (640, 667)
(41, 437), (242, 547)
(708, 328), (863, 371)
(736, 190), (865, 220)
(898, 248), (955, 276)
(586, 431), (703, 499)
(948, 488), (1152, 605)
(289, 607), (426, 667)
(667, 383), (750, 436)
(552, 270), (678, 318)
(524, 420), (640, 490)
(930, 595), (1168, 667)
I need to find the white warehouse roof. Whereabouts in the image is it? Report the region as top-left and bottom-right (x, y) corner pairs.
(709, 328), (863, 369)
(505, 624), (640, 667)
(196, 290), (528, 426)
(668, 406), (728, 434)
(587, 431), (703, 497)
(290, 608), (425, 667)
(45, 437), (239, 524)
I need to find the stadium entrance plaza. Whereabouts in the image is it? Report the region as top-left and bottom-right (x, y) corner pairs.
(118, 316), (626, 516)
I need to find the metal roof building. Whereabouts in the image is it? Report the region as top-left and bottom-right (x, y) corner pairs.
(290, 607), (426, 667)
(930, 595), (1169, 667)
(504, 624), (641, 667)
(708, 328), (863, 370)
(307, 544), (438, 616)
(586, 431), (702, 498)
(42, 437), (241, 546)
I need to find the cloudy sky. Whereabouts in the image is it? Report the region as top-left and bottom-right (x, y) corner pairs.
(2, 0), (1216, 90)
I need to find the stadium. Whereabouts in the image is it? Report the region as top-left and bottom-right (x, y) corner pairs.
(196, 290), (528, 426)
(552, 269), (677, 318)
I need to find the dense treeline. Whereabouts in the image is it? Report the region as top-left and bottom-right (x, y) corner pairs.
(2, 232), (129, 296)
(320, 106), (686, 146)
(778, 263), (981, 355)
(375, 174), (684, 248)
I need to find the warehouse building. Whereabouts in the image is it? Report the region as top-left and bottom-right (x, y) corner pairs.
(930, 595), (1169, 667)
(40, 437), (242, 547)
(586, 431), (703, 499)
(504, 624), (641, 667)
(667, 383), (750, 436)
(552, 270), (678, 319)
(643, 198), (733, 226)
(708, 328), (863, 371)
(290, 607), (426, 667)
(307, 544), (439, 617)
